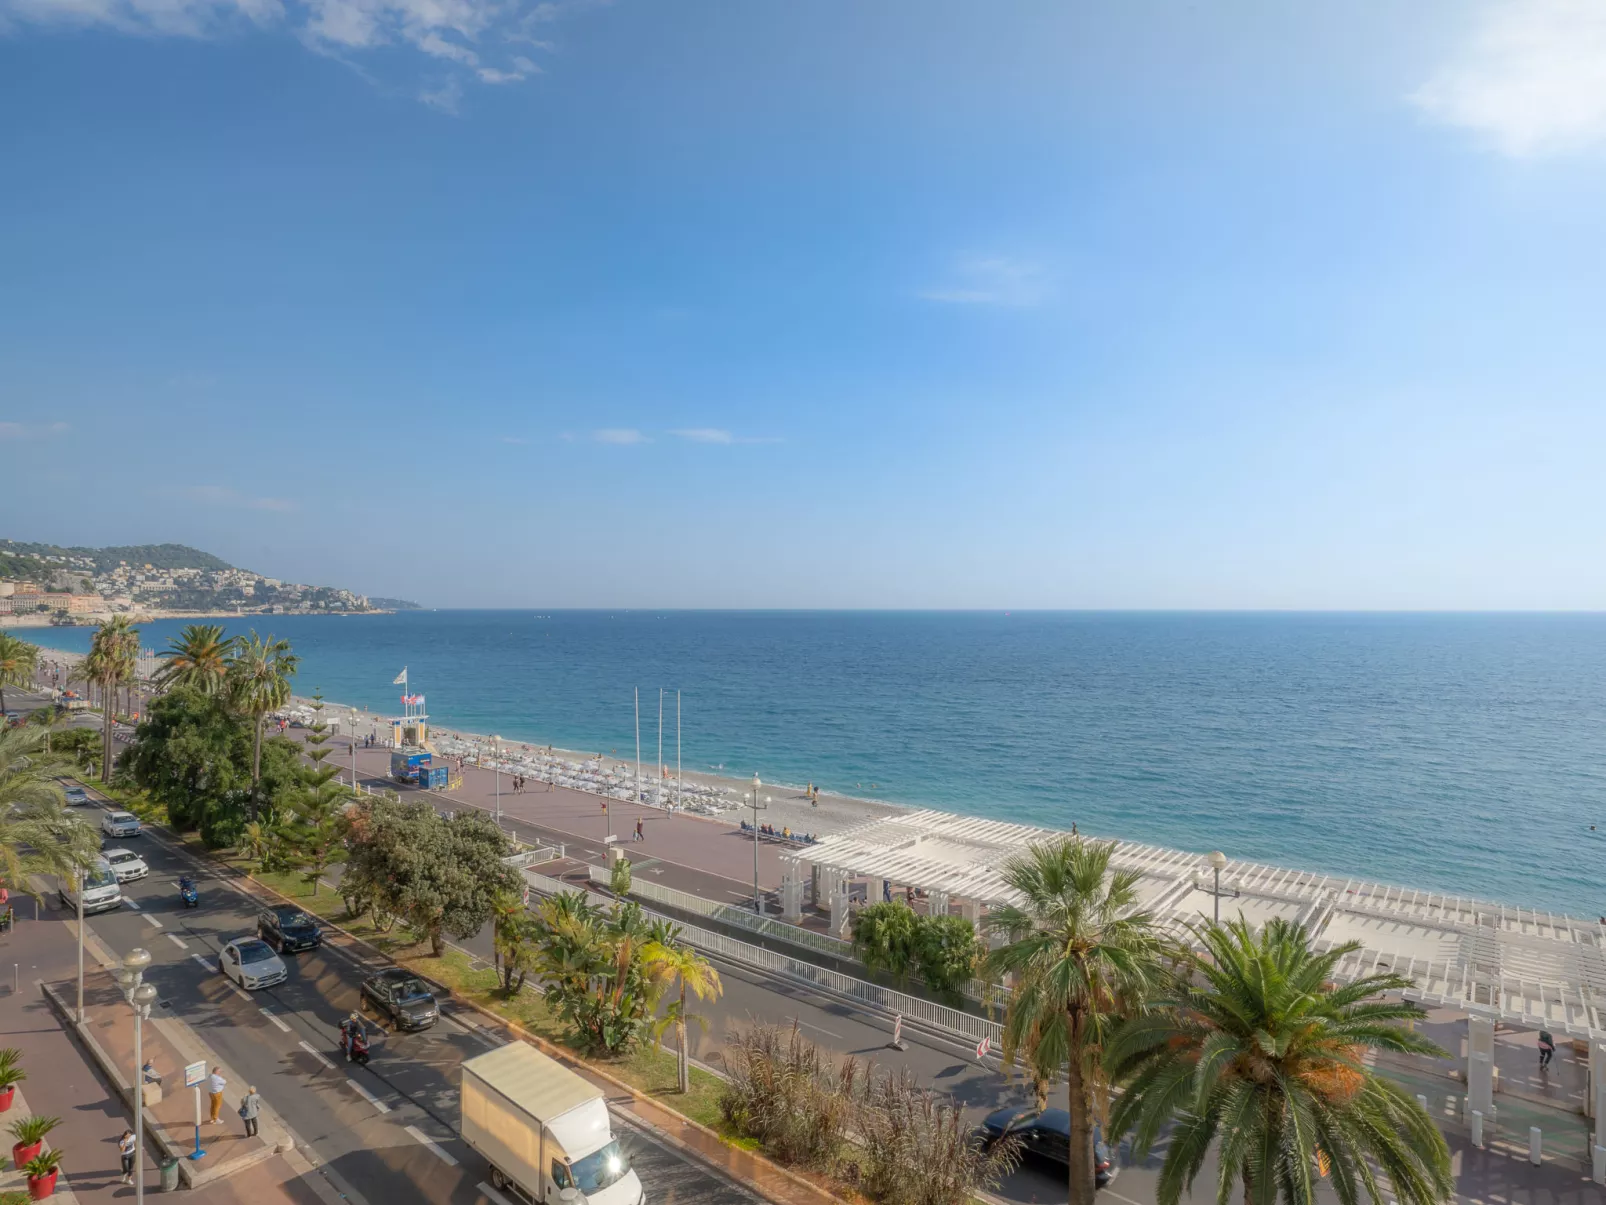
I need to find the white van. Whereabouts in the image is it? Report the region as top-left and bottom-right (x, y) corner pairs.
(59, 857), (123, 914)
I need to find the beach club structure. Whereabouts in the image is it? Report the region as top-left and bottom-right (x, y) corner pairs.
(781, 809), (1606, 1166)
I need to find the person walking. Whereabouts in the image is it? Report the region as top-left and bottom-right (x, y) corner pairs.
(207, 1066), (226, 1123)
(1539, 1029), (1556, 1069)
(238, 1085), (262, 1137)
(118, 1128), (137, 1184)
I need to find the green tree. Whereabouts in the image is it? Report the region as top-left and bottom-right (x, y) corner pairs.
(0, 725), (101, 897)
(491, 887), (542, 996)
(609, 855), (633, 897)
(154, 624), (234, 696)
(79, 616), (139, 783)
(0, 634), (38, 717)
(531, 892), (663, 1057)
(226, 631), (298, 805)
(124, 687), (250, 833)
(278, 693), (350, 894)
(1107, 918), (1453, 1205)
(983, 839), (1167, 1205)
(914, 913), (983, 1004)
(851, 900), (922, 987)
(645, 924), (723, 1093)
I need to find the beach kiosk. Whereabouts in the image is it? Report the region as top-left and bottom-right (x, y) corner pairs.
(388, 688), (432, 751)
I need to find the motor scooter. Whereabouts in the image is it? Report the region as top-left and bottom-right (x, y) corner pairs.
(340, 1020), (371, 1067)
(178, 877), (199, 908)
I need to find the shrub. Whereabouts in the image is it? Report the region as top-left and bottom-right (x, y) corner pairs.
(849, 1065), (1017, 1205)
(718, 1022), (854, 1170)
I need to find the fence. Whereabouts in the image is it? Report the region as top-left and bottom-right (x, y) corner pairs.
(523, 869), (1003, 1048)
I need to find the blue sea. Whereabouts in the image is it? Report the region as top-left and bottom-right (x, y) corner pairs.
(28, 611), (1606, 917)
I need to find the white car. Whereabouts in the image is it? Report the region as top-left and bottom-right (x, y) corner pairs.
(102, 848), (149, 883)
(219, 939), (288, 990)
(101, 811), (141, 838)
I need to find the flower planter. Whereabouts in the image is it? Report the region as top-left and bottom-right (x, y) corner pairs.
(12, 1139), (40, 1169)
(0, 1087), (15, 1113)
(27, 1168), (56, 1200)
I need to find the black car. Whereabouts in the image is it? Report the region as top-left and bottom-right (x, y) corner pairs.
(258, 905), (323, 954)
(360, 968), (440, 1031)
(979, 1108), (1115, 1186)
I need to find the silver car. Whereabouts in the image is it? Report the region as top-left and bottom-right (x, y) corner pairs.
(219, 939), (288, 990)
(101, 811), (141, 838)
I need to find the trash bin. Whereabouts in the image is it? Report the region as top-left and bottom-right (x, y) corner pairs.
(159, 1157), (181, 1192)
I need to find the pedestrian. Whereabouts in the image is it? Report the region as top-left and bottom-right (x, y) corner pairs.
(118, 1128), (137, 1183)
(635, 819), (644, 842)
(207, 1066), (226, 1123)
(238, 1085), (262, 1137)
(1539, 1029), (1556, 1069)
(142, 1058), (161, 1085)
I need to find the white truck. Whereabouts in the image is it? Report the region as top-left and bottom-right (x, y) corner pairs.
(461, 1042), (645, 1205)
(58, 856), (123, 915)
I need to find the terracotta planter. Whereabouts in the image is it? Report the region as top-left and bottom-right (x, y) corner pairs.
(26, 1169), (56, 1200)
(12, 1140), (40, 1170)
(0, 1086), (15, 1113)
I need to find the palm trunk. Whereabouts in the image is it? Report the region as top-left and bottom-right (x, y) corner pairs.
(101, 685), (113, 783)
(677, 982), (689, 1093)
(1066, 1008), (1094, 1205)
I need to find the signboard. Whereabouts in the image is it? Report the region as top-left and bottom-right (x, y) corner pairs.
(975, 1036), (991, 1061)
(183, 1060), (206, 1088)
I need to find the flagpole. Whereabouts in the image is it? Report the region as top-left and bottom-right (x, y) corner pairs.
(658, 688), (664, 793)
(676, 691), (682, 812)
(634, 689), (641, 807)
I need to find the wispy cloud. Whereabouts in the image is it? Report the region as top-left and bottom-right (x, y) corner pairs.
(669, 428), (781, 446)
(497, 435), (528, 445)
(919, 255), (1050, 307)
(593, 428), (649, 445)
(1412, 0), (1606, 156)
(0, 0), (580, 108)
(169, 484), (296, 512)
(0, 421), (70, 440)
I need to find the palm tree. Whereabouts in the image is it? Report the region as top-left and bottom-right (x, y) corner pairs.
(983, 838), (1167, 1205)
(1106, 918), (1453, 1205)
(644, 923), (723, 1093)
(154, 624), (234, 696)
(78, 617), (139, 783)
(0, 633), (38, 718)
(226, 631), (299, 792)
(0, 725), (101, 897)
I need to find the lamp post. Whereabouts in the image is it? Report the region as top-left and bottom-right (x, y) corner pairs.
(492, 735), (501, 826)
(1207, 850), (1227, 925)
(748, 775), (767, 914)
(351, 709), (360, 793)
(117, 948), (157, 1205)
(75, 866), (86, 1022)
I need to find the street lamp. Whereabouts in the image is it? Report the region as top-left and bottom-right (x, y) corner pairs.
(748, 775), (767, 914)
(492, 735), (501, 826)
(351, 709), (360, 794)
(1207, 850), (1227, 925)
(117, 948), (157, 1205)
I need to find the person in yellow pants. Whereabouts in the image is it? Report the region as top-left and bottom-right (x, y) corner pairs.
(207, 1067), (227, 1123)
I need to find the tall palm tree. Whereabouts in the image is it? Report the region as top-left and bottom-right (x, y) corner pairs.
(0, 725), (101, 897)
(984, 839), (1167, 1205)
(78, 617), (139, 783)
(644, 923), (723, 1093)
(0, 633), (38, 718)
(154, 624), (234, 696)
(1107, 917), (1453, 1205)
(226, 631), (299, 791)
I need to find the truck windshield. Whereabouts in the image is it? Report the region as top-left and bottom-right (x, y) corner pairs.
(84, 864), (118, 890)
(570, 1141), (631, 1195)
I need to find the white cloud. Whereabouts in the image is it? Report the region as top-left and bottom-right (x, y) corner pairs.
(593, 428), (648, 445)
(1412, 0), (1606, 156)
(172, 484), (296, 511)
(919, 255), (1050, 307)
(0, 0), (569, 107)
(669, 428), (781, 446)
(497, 434), (528, 444)
(0, 421), (69, 440)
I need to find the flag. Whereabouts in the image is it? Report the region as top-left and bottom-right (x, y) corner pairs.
(392, 668), (408, 686)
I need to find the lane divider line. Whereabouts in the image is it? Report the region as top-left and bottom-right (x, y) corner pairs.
(190, 953), (215, 972)
(123, 899), (141, 911)
(347, 1078), (391, 1113)
(406, 1125), (458, 1166)
(298, 1040), (336, 1071)
(259, 1008), (291, 1033)
(228, 983), (253, 1004)
(165, 933), (188, 950)
(142, 915), (164, 929)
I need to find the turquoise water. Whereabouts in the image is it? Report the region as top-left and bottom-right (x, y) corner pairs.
(28, 611), (1606, 917)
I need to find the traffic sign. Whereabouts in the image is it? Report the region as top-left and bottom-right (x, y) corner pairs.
(975, 1036), (991, 1060)
(183, 1060), (206, 1088)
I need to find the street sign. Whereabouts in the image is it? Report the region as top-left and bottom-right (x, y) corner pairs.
(183, 1060), (206, 1088)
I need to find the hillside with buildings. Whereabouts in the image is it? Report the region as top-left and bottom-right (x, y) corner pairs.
(0, 539), (379, 622)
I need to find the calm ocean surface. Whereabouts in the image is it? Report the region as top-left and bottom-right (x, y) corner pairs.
(28, 611), (1606, 917)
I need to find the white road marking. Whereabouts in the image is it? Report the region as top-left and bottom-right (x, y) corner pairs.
(165, 934), (188, 950)
(790, 1016), (842, 1039)
(406, 1126), (459, 1166)
(298, 1040), (336, 1071)
(142, 914), (164, 929)
(259, 1008), (291, 1033)
(477, 1183), (517, 1205)
(123, 898), (141, 911)
(229, 983), (253, 1003)
(347, 1078), (391, 1113)
(191, 953), (216, 972)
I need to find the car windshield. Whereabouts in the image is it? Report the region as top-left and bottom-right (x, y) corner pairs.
(391, 978), (431, 1002)
(278, 911), (314, 928)
(107, 852), (136, 865)
(110, 813), (134, 823)
(570, 1141), (631, 1195)
(237, 942), (276, 964)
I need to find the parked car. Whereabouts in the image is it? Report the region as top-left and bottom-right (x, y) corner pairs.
(218, 939), (288, 990)
(64, 786), (89, 806)
(258, 905), (323, 954)
(360, 967), (440, 1031)
(978, 1108), (1115, 1186)
(102, 848), (149, 883)
(101, 811), (141, 838)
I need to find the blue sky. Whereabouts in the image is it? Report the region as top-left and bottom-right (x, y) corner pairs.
(4, 0), (1606, 608)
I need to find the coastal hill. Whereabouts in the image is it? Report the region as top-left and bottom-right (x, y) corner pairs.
(0, 538), (413, 621)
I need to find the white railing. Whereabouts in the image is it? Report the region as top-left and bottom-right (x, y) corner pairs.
(523, 870), (1002, 1047)
(505, 845), (564, 868)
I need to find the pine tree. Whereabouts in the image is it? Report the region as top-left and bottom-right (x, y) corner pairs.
(282, 692), (350, 895)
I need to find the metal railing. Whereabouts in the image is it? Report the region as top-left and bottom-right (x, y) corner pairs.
(523, 869), (1002, 1047)
(505, 845), (564, 868)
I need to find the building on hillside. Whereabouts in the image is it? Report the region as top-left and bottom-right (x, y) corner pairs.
(65, 594), (105, 615)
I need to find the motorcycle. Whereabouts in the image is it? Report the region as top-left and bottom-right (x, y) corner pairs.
(340, 1020), (371, 1067)
(178, 877), (199, 908)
